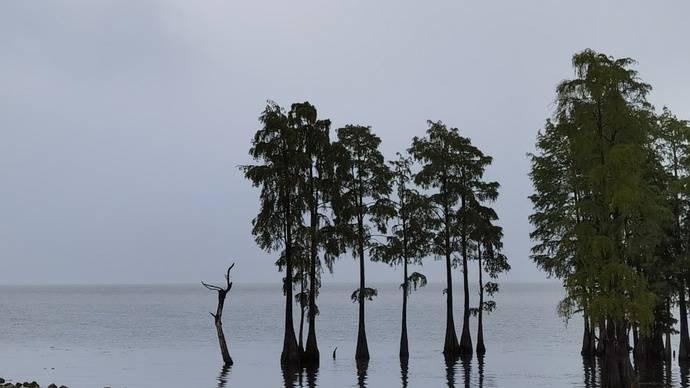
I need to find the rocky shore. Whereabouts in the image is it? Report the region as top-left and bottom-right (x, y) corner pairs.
(0, 378), (68, 388)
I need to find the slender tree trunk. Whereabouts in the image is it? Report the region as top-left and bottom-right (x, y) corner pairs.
(459, 194), (473, 357)
(680, 280), (690, 362)
(442, 202), (460, 357)
(304, 168), (320, 366)
(214, 291), (232, 365)
(203, 266), (235, 366)
(355, 213), (370, 360)
(400, 256), (409, 359)
(637, 311), (665, 362)
(298, 276), (305, 357)
(281, 193), (301, 367)
(664, 298), (672, 363)
(476, 245), (485, 356)
(602, 320), (637, 388)
(400, 213), (409, 360)
(582, 313), (593, 357)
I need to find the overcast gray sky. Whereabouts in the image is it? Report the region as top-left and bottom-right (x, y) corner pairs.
(1, 1), (689, 285)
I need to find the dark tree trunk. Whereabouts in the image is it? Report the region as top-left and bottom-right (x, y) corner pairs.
(681, 362), (690, 387)
(202, 265), (235, 366)
(597, 320), (606, 356)
(355, 213), (370, 361)
(602, 320), (637, 388)
(680, 280), (690, 362)
(442, 202), (460, 357)
(443, 247), (460, 357)
(637, 313), (665, 363)
(304, 166), (320, 366)
(459, 195), (473, 357)
(582, 313), (594, 357)
(281, 194), (301, 367)
(583, 356), (597, 388)
(298, 277), (306, 357)
(476, 246), (485, 356)
(400, 256), (409, 359)
(665, 298), (672, 363)
(214, 291), (232, 365)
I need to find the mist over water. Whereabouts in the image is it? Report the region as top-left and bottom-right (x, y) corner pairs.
(0, 282), (684, 387)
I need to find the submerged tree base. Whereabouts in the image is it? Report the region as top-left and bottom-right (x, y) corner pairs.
(459, 327), (473, 358)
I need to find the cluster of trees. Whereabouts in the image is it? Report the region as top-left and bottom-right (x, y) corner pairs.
(529, 49), (690, 388)
(242, 103), (509, 368)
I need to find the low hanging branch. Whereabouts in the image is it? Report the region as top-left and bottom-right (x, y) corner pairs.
(202, 263), (235, 366)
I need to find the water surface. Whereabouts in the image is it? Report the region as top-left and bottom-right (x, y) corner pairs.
(0, 282), (683, 387)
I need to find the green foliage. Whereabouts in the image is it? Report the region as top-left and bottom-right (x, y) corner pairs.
(371, 154), (433, 267)
(409, 121), (493, 264)
(332, 125), (393, 259)
(289, 102), (344, 270)
(529, 49), (670, 330)
(402, 272), (428, 294)
(242, 101), (306, 254)
(350, 287), (378, 303)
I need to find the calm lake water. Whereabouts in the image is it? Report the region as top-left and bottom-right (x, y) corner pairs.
(0, 282), (686, 387)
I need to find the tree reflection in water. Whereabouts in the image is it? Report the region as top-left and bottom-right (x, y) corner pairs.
(681, 361), (690, 388)
(216, 364), (231, 388)
(356, 359), (369, 388)
(400, 358), (409, 388)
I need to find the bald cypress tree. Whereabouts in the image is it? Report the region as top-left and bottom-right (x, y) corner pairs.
(289, 102), (338, 366)
(410, 121), (492, 358)
(655, 107), (690, 363)
(529, 117), (596, 356)
(371, 154), (432, 359)
(242, 101), (305, 366)
(332, 125), (393, 361)
(530, 50), (667, 387)
(469, 204), (509, 356)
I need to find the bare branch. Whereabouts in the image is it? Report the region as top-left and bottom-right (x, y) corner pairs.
(201, 281), (223, 291)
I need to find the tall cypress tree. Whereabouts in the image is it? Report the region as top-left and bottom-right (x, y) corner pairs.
(469, 203), (509, 356)
(371, 154), (432, 359)
(289, 102), (337, 366)
(655, 107), (690, 362)
(529, 117), (596, 355)
(410, 120), (492, 358)
(242, 101), (305, 366)
(530, 50), (667, 387)
(332, 125), (393, 361)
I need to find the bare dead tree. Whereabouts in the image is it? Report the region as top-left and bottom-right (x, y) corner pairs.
(202, 263), (235, 366)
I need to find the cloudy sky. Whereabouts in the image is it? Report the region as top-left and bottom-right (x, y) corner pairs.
(1, 1), (689, 285)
